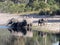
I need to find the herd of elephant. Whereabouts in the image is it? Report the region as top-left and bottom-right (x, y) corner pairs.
(7, 18), (45, 35)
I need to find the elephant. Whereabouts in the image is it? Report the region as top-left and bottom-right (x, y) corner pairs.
(38, 18), (45, 26)
(7, 18), (27, 35)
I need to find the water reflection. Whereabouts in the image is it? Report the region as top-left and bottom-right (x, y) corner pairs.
(0, 26), (9, 28)
(49, 34), (59, 45)
(52, 41), (59, 45)
(0, 26), (60, 45)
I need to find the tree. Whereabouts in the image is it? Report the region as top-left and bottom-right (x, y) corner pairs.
(49, 4), (59, 15)
(39, 1), (50, 9)
(47, 0), (56, 5)
(55, 0), (60, 4)
(0, 0), (5, 2)
(25, 6), (32, 12)
(31, 1), (39, 11)
(11, 0), (29, 4)
(45, 0), (48, 3)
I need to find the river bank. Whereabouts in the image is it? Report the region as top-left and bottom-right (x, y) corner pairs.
(0, 13), (60, 25)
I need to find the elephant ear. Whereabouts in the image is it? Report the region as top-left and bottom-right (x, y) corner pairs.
(22, 19), (27, 26)
(7, 18), (14, 25)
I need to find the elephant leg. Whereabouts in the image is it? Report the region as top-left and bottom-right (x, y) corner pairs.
(38, 23), (40, 26)
(8, 29), (12, 33)
(21, 27), (27, 35)
(30, 27), (32, 31)
(40, 23), (42, 26)
(43, 22), (45, 25)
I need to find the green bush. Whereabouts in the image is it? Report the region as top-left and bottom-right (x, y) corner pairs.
(24, 6), (32, 12)
(39, 10), (45, 15)
(39, 1), (49, 9)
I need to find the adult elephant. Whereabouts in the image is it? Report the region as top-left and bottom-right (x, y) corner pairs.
(7, 18), (27, 35)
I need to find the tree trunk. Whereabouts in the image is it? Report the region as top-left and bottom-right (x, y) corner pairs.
(45, 0), (47, 3)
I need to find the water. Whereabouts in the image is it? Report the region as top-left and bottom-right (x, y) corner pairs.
(52, 41), (59, 45)
(0, 26), (9, 29)
(50, 34), (59, 45)
(0, 26), (59, 45)
(52, 36), (59, 45)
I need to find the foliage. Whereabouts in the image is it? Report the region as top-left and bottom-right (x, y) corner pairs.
(0, 0), (60, 15)
(25, 6), (32, 12)
(39, 1), (48, 9)
(31, 1), (39, 11)
(47, 0), (56, 5)
(8, 4), (26, 13)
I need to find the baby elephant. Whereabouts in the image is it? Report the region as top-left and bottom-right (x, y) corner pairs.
(38, 18), (45, 26)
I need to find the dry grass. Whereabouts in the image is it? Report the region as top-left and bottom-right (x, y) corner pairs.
(12, 11), (39, 15)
